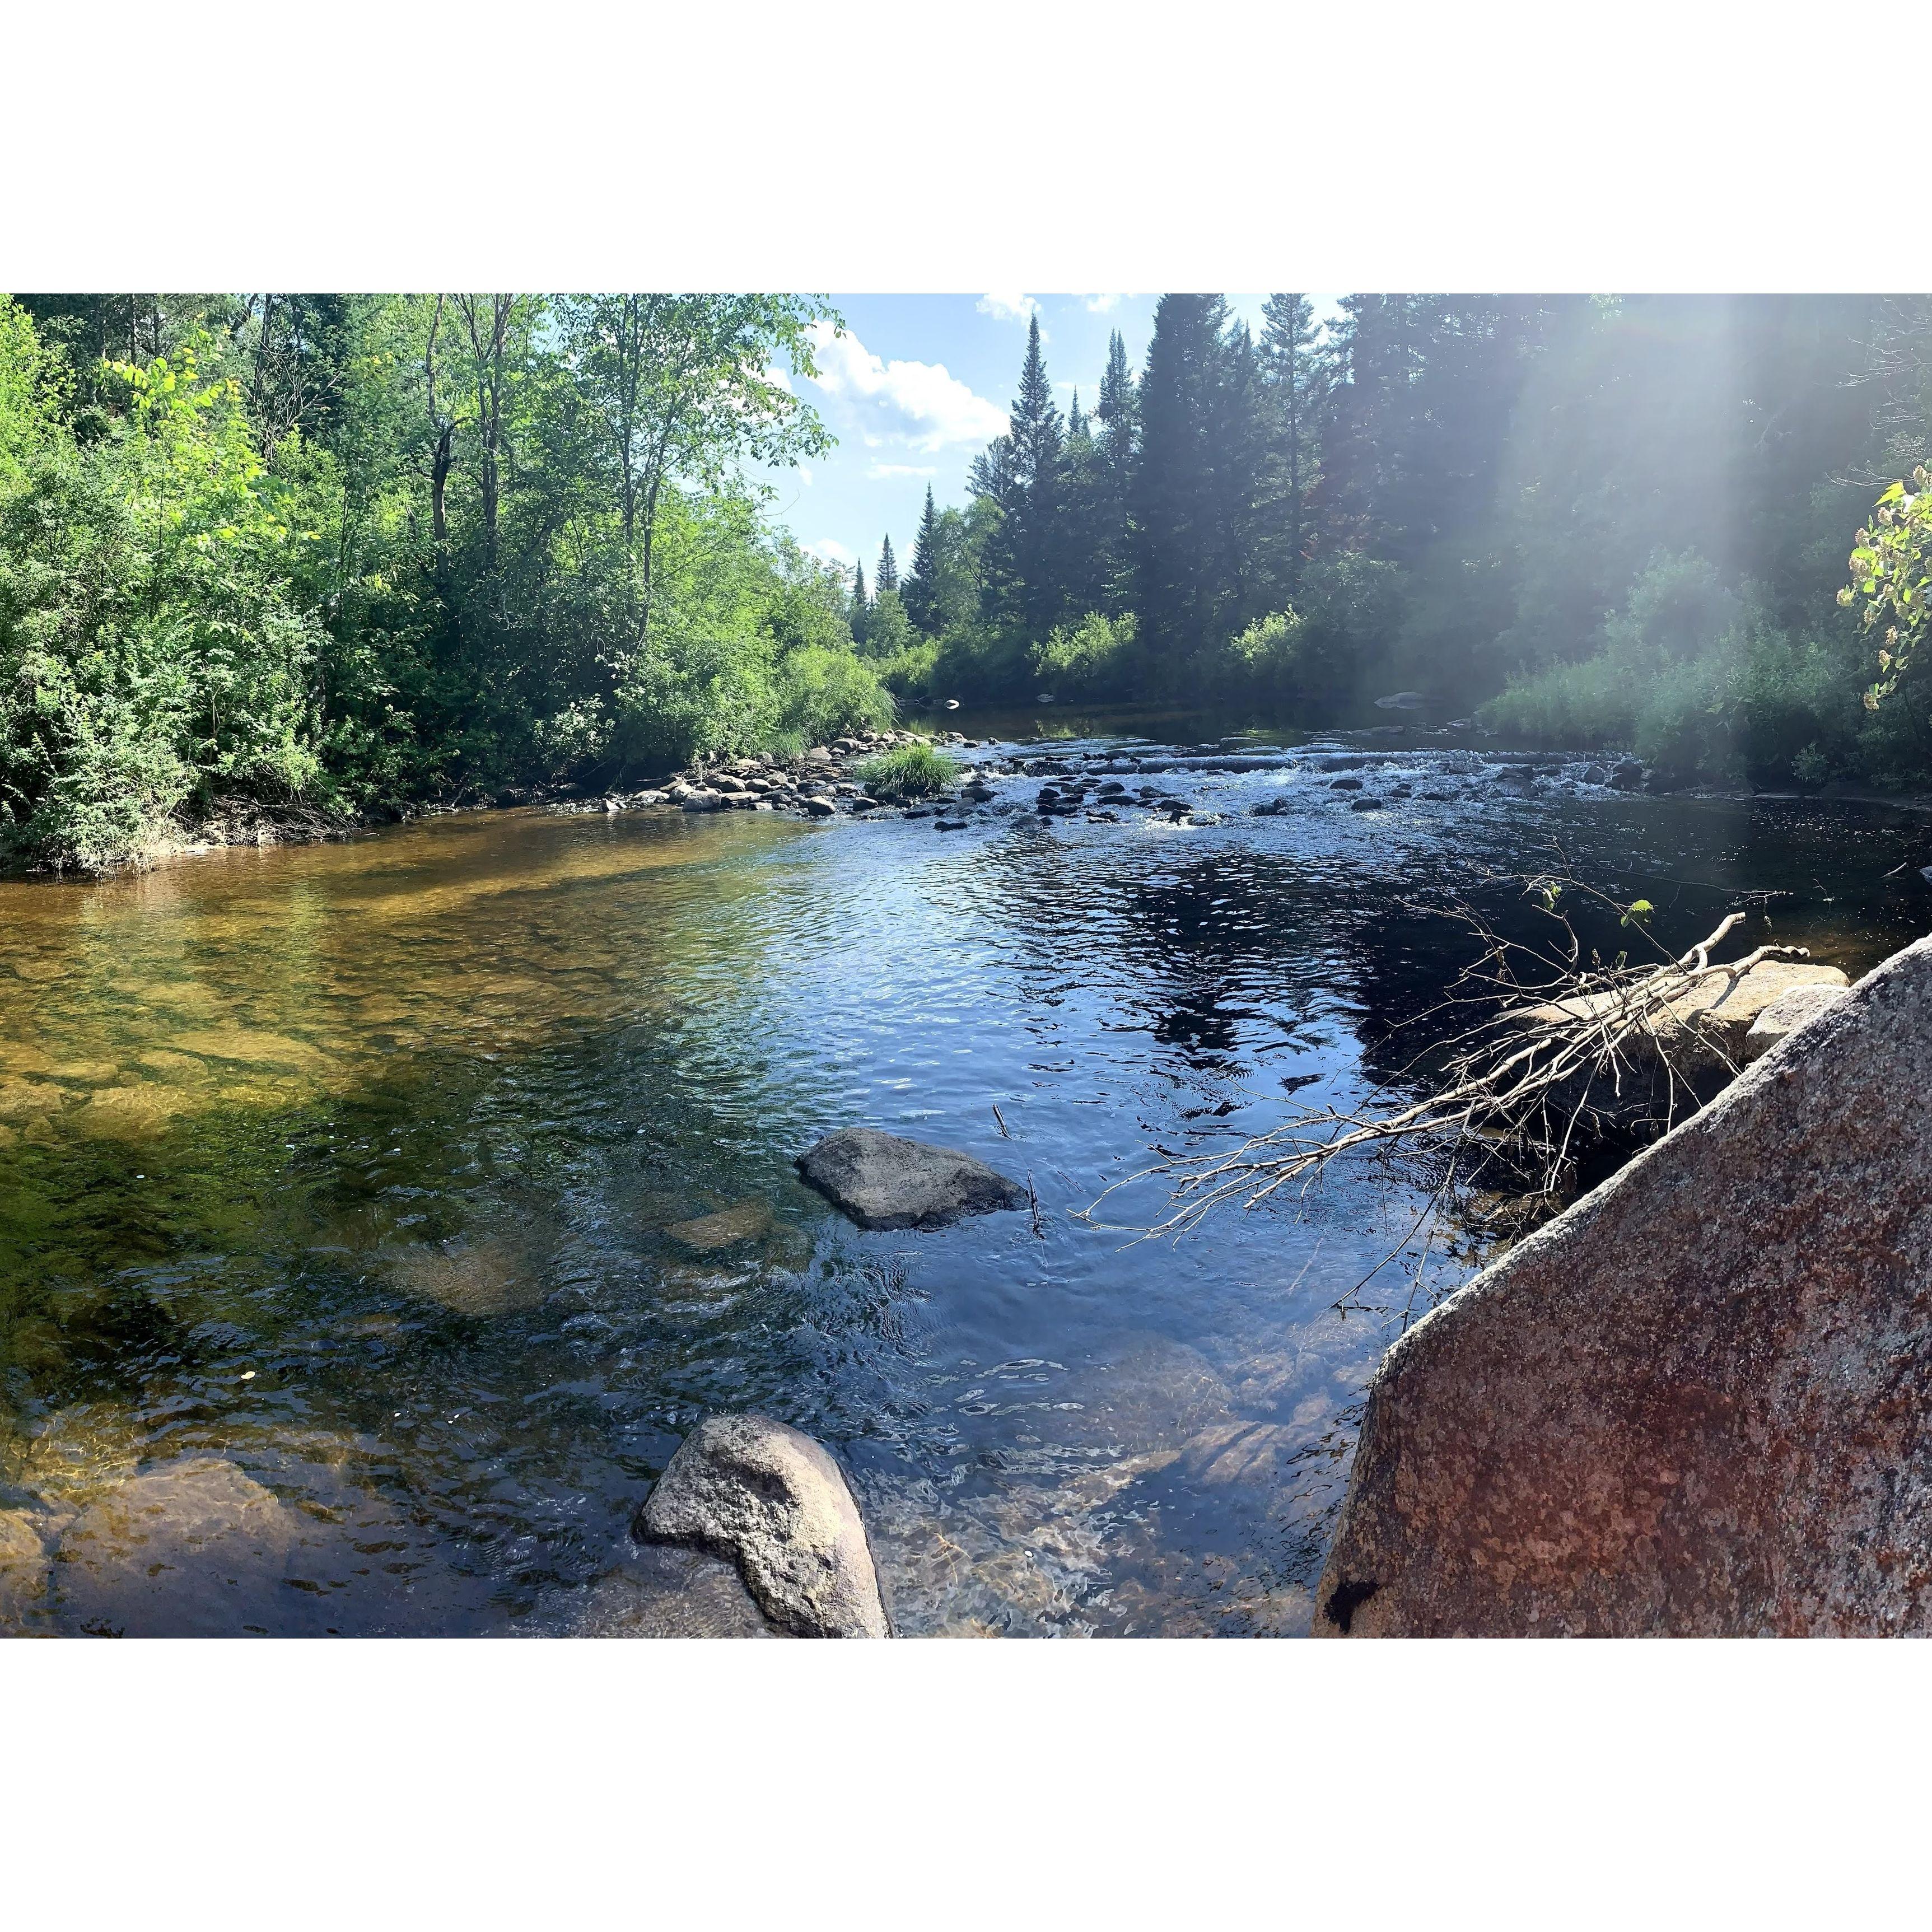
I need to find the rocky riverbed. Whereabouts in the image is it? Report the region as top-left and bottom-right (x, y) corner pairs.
(553, 723), (1700, 833)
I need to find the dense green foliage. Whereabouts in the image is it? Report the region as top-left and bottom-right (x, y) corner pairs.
(0, 292), (890, 871)
(856, 294), (1932, 792)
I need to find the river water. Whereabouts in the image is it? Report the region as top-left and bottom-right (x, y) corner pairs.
(1, 711), (1926, 1636)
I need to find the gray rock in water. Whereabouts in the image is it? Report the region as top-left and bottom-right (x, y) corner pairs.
(796, 1126), (1026, 1231)
(1315, 934), (1932, 1636)
(636, 1415), (890, 1637)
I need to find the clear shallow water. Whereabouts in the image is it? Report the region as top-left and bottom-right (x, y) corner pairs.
(1, 716), (1927, 1636)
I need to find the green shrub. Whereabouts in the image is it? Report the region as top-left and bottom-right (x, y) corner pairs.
(855, 742), (955, 801)
(875, 636), (940, 700)
(774, 645), (893, 748)
(0, 336), (328, 871)
(1482, 552), (1874, 787)
(1031, 610), (1136, 694)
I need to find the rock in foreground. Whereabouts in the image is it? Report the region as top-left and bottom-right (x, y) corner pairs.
(636, 1414), (891, 1637)
(1316, 934), (1932, 1636)
(796, 1126), (1026, 1231)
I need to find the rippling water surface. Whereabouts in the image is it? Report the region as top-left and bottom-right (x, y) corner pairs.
(1, 712), (1926, 1635)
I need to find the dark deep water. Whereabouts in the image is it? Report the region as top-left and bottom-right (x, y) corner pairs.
(2, 712), (1927, 1636)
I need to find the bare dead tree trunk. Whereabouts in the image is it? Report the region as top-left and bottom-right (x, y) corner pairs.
(424, 297), (452, 564)
(454, 295), (514, 582)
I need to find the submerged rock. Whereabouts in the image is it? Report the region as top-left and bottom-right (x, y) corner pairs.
(53, 1457), (310, 1637)
(1315, 933), (1932, 1636)
(796, 1126), (1027, 1231)
(635, 1414), (890, 1638)
(576, 1543), (786, 1639)
(667, 1201), (773, 1252)
(0, 1508), (50, 1633)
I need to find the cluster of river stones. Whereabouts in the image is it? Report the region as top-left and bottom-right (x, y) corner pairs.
(554, 729), (1658, 832)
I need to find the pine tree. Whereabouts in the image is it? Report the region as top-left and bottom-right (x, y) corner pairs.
(1096, 329), (1138, 465)
(1068, 388), (1085, 438)
(978, 312), (1068, 641)
(1131, 294), (1272, 674)
(1259, 293), (1326, 592)
(849, 555), (869, 647)
(903, 486), (943, 633)
(876, 533), (898, 595)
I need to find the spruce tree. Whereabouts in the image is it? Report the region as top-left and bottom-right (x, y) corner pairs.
(876, 533), (899, 595)
(1260, 293), (1326, 592)
(1131, 294), (1272, 676)
(1096, 329), (1138, 463)
(903, 485), (943, 633)
(849, 555), (869, 647)
(979, 312), (1068, 643)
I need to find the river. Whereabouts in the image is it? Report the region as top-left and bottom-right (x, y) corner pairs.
(1, 710), (1926, 1635)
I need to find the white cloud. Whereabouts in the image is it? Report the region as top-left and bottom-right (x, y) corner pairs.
(866, 463), (937, 479)
(1084, 293), (1124, 313)
(805, 321), (1007, 454)
(977, 292), (1042, 325)
(804, 536), (855, 568)
(797, 465), (813, 487)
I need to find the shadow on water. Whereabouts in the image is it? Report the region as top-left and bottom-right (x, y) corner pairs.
(1, 720), (1928, 1636)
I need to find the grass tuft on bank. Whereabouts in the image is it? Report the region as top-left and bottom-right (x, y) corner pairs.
(856, 743), (956, 802)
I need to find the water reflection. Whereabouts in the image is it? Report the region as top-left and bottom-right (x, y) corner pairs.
(1, 720), (1926, 1635)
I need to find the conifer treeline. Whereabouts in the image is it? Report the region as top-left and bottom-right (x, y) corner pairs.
(848, 294), (1932, 792)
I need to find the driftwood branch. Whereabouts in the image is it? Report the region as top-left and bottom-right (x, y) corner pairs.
(1086, 865), (1804, 1308)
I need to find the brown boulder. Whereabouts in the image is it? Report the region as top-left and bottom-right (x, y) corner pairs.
(1316, 932), (1932, 1637)
(1743, 980), (1850, 1061)
(1525, 956), (1849, 1068)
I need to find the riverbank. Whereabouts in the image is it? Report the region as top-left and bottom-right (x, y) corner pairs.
(22, 707), (1931, 886)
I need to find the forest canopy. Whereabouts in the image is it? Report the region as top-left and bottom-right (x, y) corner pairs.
(857, 295), (1932, 796)
(2, 291), (1929, 873)
(0, 292), (890, 872)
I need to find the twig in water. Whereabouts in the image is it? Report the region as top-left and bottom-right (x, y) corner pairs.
(1026, 1172), (1044, 1240)
(1085, 850), (1818, 1309)
(992, 1103), (1010, 1138)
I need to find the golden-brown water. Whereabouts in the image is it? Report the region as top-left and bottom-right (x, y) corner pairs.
(1, 718), (1926, 1635)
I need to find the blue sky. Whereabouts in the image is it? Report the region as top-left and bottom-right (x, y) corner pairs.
(759, 294), (1338, 587)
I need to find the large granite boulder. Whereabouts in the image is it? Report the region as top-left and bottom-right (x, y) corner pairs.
(635, 1414), (891, 1637)
(1316, 932), (1932, 1637)
(796, 1127), (1026, 1231)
